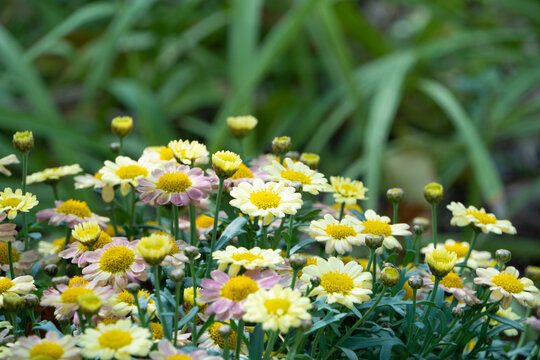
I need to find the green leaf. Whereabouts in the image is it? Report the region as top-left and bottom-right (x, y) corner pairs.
(215, 216), (248, 250)
(249, 324), (264, 360)
(338, 347), (358, 360)
(290, 238), (317, 254)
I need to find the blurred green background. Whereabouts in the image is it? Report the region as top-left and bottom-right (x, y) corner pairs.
(1, 0), (539, 257)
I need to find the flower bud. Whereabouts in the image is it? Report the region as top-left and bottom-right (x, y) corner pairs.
(212, 150), (242, 179)
(218, 324), (232, 339)
(127, 282), (141, 295)
(452, 307), (464, 318)
(111, 116), (133, 138)
(289, 254), (307, 270)
(184, 246), (199, 259)
(170, 269), (185, 283)
(78, 293), (102, 316)
(285, 151), (300, 160)
(424, 182), (443, 204)
(299, 319), (313, 332)
(386, 188), (404, 203)
(13, 131), (34, 153)
(495, 249), (511, 264)
(52, 276), (70, 287)
(44, 264), (58, 277)
(110, 142), (121, 154)
(289, 181), (303, 193)
(3, 293), (23, 312)
(365, 234), (384, 249)
(23, 294), (39, 308)
(310, 276), (321, 288)
(381, 266), (400, 287)
(413, 217), (430, 233)
(299, 153), (320, 170)
(226, 115), (258, 139)
(272, 136), (292, 156)
(408, 275), (423, 290)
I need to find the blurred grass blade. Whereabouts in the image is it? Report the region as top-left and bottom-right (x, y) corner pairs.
(418, 79), (505, 211)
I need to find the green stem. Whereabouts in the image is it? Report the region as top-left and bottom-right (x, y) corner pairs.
(235, 319), (244, 360)
(172, 205), (179, 240)
(286, 331), (304, 360)
(431, 202), (438, 247)
(413, 231), (421, 265)
(262, 330), (279, 360)
(406, 288), (418, 346)
(207, 178), (224, 277)
(28, 309), (39, 335)
(110, 203), (119, 236)
(338, 203), (345, 221)
(422, 276), (440, 323)
(286, 214), (294, 256)
(21, 152), (29, 250)
(129, 185), (136, 238)
(223, 334), (230, 360)
(7, 240), (15, 278)
(153, 266), (171, 340)
(367, 249), (376, 289)
(173, 282), (181, 345)
(458, 230), (479, 276)
(77, 310), (86, 332)
(51, 182), (59, 201)
(189, 260), (198, 342)
(392, 202), (399, 224)
(310, 328), (324, 358)
(291, 268), (299, 289)
(189, 204), (197, 246)
(119, 137), (124, 155)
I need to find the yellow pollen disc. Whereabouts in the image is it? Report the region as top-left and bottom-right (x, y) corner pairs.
(250, 190), (281, 210)
(340, 184), (359, 194)
(325, 224), (356, 240)
(231, 252), (263, 262)
(281, 170), (311, 184)
(0, 197), (22, 208)
(156, 172), (192, 193)
(439, 272), (463, 289)
(492, 272), (525, 294)
(160, 147), (174, 160)
(361, 220), (392, 237)
(94, 232), (113, 249)
(0, 243), (20, 265)
(321, 271), (354, 294)
(55, 199), (92, 218)
(231, 164), (254, 179)
(166, 355), (193, 360)
(221, 275), (259, 301)
(151, 322), (164, 340)
(78, 228), (100, 239)
(68, 276), (88, 287)
(98, 329), (133, 349)
(99, 246), (135, 273)
(264, 298), (290, 315)
(196, 214), (215, 228)
(117, 289), (135, 305)
(94, 171), (103, 180)
(100, 317), (119, 325)
(208, 322), (237, 350)
(60, 287), (93, 303)
(466, 210), (497, 225)
(0, 277), (14, 294)
(115, 164), (148, 180)
(53, 238), (66, 250)
(29, 342), (65, 359)
(443, 243), (469, 258)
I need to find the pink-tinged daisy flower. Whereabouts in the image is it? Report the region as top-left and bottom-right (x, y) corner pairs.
(11, 331), (80, 360)
(41, 276), (113, 320)
(358, 209), (411, 253)
(0, 213), (16, 242)
(59, 232), (114, 267)
(138, 162), (212, 206)
(74, 169), (106, 190)
(0, 241), (39, 275)
(199, 269), (280, 321)
(425, 271), (479, 306)
(139, 146), (175, 165)
(37, 199), (109, 229)
(206, 164), (268, 190)
(160, 238), (189, 269)
(474, 266), (539, 308)
(82, 239), (148, 291)
(150, 339), (221, 360)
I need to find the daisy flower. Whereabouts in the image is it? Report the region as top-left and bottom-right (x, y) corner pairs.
(421, 239), (492, 269)
(109, 289), (155, 318)
(168, 139), (209, 166)
(199, 269), (280, 321)
(0, 275), (36, 308)
(213, 246), (284, 276)
(82, 238), (148, 290)
(11, 331), (80, 360)
(243, 284), (312, 333)
(326, 176), (368, 205)
(136, 233), (173, 265)
(60, 231), (113, 267)
(79, 319), (152, 360)
(0, 241), (39, 275)
(160, 238), (189, 269)
(447, 202), (516, 234)
(0, 188), (38, 220)
(309, 214), (364, 254)
(358, 209), (411, 253)
(37, 199), (109, 229)
(138, 146), (175, 165)
(229, 179), (302, 225)
(227, 115), (258, 138)
(26, 164), (82, 185)
(74, 168), (105, 190)
(151, 339), (222, 360)
(212, 150), (242, 179)
(474, 266), (539, 308)
(264, 158), (328, 195)
(300, 257), (372, 308)
(427, 271), (479, 306)
(0, 154), (18, 176)
(138, 162), (212, 206)
(198, 321), (248, 354)
(100, 156), (155, 198)
(0, 213), (17, 242)
(426, 249), (457, 277)
(40, 276), (113, 320)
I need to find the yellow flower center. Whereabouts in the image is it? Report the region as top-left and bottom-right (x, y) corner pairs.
(340, 184), (359, 194)
(466, 210), (497, 225)
(231, 164), (254, 179)
(55, 199), (92, 218)
(166, 356), (193, 360)
(0, 243), (20, 265)
(0, 197), (21, 208)
(443, 242), (469, 258)
(264, 298), (290, 315)
(492, 272), (525, 294)
(280, 170), (311, 184)
(151, 322), (164, 340)
(320, 271), (354, 294)
(99, 246), (135, 273)
(208, 322), (237, 350)
(361, 219), (392, 237)
(100, 317), (119, 325)
(117, 289), (135, 305)
(325, 224), (356, 240)
(156, 172), (192, 193)
(160, 147), (174, 160)
(250, 190), (281, 210)
(115, 164), (148, 180)
(53, 238), (66, 251)
(60, 287), (93, 303)
(221, 275), (259, 301)
(29, 342), (65, 359)
(196, 214), (215, 228)
(98, 329), (133, 349)
(0, 277), (14, 294)
(77, 228), (100, 239)
(94, 171), (103, 180)
(68, 276), (88, 287)
(231, 252), (263, 262)
(439, 272), (463, 289)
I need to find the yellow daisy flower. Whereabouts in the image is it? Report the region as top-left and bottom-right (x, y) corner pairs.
(0, 275), (36, 308)
(326, 176), (368, 205)
(136, 233), (173, 265)
(426, 249), (457, 277)
(421, 239), (492, 269)
(71, 221), (101, 246)
(309, 214), (364, 254)
(212, 150), (242, 178)
(358, 209), (411, 253)
(213, 245), (284, 276)
(447, 202), (516, 235)
(26, 164), (82, 185)
(264, 158), (328, 195)
(168, 139), (209, 166)
(100, 156), (155, 198)
(0, 188), (38, 220)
